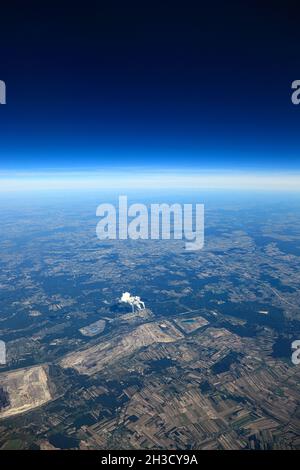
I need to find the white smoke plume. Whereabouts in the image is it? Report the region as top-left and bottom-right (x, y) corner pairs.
(120, 292), (145, 312)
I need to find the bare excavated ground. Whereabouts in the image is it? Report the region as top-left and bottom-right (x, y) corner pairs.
(60, 321), (184, 375)
(0, 365), (52, 419)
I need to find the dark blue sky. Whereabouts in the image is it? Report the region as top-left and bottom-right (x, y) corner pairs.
(1, 1), (300, 172)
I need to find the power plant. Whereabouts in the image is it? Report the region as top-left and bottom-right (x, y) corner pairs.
(120, 292), (145, 313)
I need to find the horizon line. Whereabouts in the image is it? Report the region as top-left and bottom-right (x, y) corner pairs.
(0, 168), (300, 192)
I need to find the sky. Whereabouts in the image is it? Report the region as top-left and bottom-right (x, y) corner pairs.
(0, 2), (300, 190)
